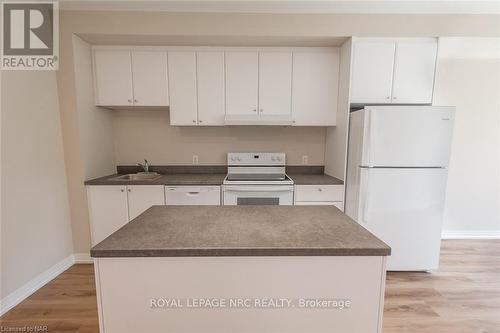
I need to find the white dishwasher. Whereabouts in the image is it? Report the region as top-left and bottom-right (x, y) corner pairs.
(165, 186), (221, 205)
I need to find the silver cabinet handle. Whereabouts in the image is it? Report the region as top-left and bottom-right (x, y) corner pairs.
(253, 109), (257, 112)
(192, 120), (196, 123)
(127, 99), (132, 103)
(259, 109), (263, 113)
(134, 99), (138, 103)
(393, 96), (397, 100)
(386, 97), (390, 100)
(199, 120), (203, 123)
(120, 189), (125, 192)
(127, 189), (131, 192)
(318, 188), (323, 192)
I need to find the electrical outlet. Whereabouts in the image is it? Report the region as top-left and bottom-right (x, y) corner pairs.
(302, 155), (308, 165)
(192, 155), (199, 165)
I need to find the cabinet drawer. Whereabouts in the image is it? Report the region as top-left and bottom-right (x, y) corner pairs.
(295, 201), (343, 210)
(165, 186), (221, 205)
(294, 185), (344, 202)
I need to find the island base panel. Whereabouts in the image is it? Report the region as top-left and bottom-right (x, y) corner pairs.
(94, 256), (387, 333)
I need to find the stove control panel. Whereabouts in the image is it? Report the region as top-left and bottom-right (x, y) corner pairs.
(227, 153), (286, 166)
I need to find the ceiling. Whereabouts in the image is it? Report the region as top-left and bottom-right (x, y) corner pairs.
(60, 0), (500, 15)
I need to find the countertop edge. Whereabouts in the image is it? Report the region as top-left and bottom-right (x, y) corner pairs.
(84, 173), (344, 186)
(90, 248), (390, 258)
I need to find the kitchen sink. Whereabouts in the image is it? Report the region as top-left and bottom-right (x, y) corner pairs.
(110, 173), (161, 181)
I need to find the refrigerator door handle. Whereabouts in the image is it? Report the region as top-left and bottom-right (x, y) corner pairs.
(361, 169), (371, 224)
(365, 108), (376, 167)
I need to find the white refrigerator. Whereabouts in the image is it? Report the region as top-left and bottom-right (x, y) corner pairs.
(345, 106), (455, 271)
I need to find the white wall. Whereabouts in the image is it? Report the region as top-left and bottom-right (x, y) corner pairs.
(434, 37), (500, 235)
(73, 35), (115, 180)
(325, 38), (352, 180)
(1, 71), (74, 303)
(112, 110), (327, 166)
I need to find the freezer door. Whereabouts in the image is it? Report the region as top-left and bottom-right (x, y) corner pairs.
(358, 168), (448, 271)
(362, 106), (455, 167)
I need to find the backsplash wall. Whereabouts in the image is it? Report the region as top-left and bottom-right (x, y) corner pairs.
(112, 110), (327, 165)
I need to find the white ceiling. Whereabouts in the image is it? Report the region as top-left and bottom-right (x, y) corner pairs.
(60, 0), (500, 15)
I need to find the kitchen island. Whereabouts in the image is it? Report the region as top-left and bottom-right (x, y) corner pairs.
(91, 205), (390, 333)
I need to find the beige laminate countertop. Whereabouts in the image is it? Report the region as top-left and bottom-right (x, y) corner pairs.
(90, 205), (390, 258)
(84, 173), (227, 186)
(84, 173), (343, 186)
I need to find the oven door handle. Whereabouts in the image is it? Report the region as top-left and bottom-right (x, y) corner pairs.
(224, 186), (293, 192)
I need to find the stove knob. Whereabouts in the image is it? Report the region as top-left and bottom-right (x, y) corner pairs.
(236, 156), (241, 161)
(276, 156), (282, 162)
(271, 156), (276, 162)
(231, 156), (237, 161)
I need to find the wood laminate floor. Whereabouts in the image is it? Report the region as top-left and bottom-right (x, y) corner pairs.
(1, 240), (499, 332)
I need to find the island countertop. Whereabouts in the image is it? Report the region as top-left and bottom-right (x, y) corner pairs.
(90, 206), (390, 257)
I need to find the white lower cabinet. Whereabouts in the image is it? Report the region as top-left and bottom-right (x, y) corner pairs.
(165, 186), (221, 205)
(87, 185), (165, 246)
(87, 186), (129, 246)
(127, 185), (166, 220)
(295, 201), (344, 210)
(294, 185), (344, 210)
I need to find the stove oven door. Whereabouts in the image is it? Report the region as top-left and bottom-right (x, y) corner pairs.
(223, 185), (294, 205)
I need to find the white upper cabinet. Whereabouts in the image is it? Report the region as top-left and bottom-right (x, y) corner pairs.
(258, 52), (292, 116)
(291, 50), (339, 126)
(350, 38), (438, 105)
(196, 51), (225, 125)
(93, 46), (341, 126)
(391, 41), (438, 104)
(131, 51), (169, 106)
(93, 50), (134, 106)
(350, 41), (395, 104)
(167, 51), (198, 125)
(225, 51), (259, 116)
(93, 49), (169, 107)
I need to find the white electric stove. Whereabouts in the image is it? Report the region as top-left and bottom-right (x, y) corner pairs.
(223, 153), (294, 205)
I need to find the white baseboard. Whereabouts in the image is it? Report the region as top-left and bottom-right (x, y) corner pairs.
(0, 252), (93, 316)
(73, 253), (93, 264)
(0, 254), (74, 316)
(442, 230), (500, 239)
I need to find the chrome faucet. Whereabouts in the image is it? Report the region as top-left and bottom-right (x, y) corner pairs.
(137, 159), (150, 173)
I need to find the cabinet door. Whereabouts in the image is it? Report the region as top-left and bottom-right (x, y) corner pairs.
(87, 186), (129, 246)
(131, 51), (169, 106)
(93, 50), (133, 106)
(350, 41), (396, 104)
(291, 51), (339, 126)
(167, 51), (198, 125)
(258, 52), (292, 116)
(196, 52), (225, 125)
(127, 185), (165, 220)
(392, 40), (437, 104)
(225, 51), (259, 116)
